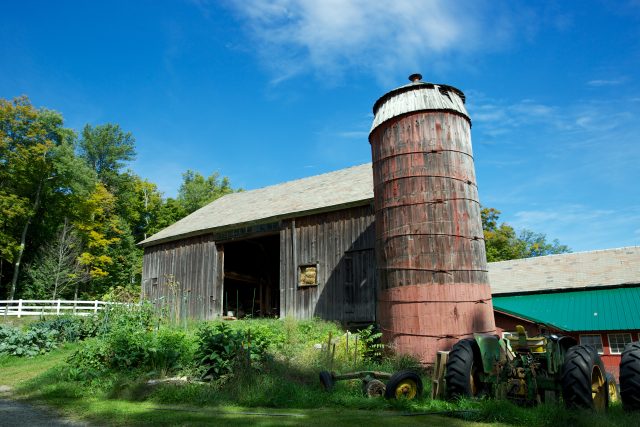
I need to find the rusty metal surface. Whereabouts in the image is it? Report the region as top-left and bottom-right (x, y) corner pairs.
(378, 284), (495, 364)
(370, 80), (495, 365)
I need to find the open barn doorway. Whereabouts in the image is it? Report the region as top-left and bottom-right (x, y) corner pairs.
(221, 233), (280, 318)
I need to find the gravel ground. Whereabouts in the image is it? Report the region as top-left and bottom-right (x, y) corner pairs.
(0, 386), (88, 427)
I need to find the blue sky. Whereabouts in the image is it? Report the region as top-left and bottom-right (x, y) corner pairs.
(1, 0), (639, 252)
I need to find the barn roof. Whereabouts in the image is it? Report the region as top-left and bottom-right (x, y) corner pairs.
(488, 246), (640, 295)
(140, 163), (374, 246)
(492, 286), (640, 331)
(488, 247), (640, 331)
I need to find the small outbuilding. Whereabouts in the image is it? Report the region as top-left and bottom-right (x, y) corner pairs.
(489, 247), (640, 379)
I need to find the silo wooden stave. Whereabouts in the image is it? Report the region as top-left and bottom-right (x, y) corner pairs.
(369, 75), (496, 365)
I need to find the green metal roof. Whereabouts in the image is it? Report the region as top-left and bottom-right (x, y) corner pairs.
(492, 286), (640, 332)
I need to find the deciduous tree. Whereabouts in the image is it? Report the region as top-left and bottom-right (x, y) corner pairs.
(177, 170), (234, 214)
(481, 207), (570, 262)
(78, 123), (135, 192)
(0, 97), (92, 299)
(22, 219), (85, 299)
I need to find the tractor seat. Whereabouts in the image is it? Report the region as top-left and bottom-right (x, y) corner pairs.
(507, 325), (547, 353)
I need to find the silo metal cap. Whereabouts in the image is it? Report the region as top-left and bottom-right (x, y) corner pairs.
(370, 74), (470, 135)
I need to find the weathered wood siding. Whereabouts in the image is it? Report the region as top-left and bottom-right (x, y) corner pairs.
(142, 234), (222, 320)
(142, 204), (377, 323)
(280, 204), (376, 323)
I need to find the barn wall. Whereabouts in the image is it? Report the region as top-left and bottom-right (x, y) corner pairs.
(280, 204), (377, 324)
(494, 311), (546, 337)
(142, 204), (377, 323)
(142, 234), (222, 320)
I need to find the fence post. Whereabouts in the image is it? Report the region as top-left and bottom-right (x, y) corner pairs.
(56, 299), (61, 315)
(18, 299), (23, 318)
(94, 300), (99, 313)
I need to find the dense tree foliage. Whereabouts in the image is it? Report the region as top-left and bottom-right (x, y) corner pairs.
(0, 96), (236, 301)
(177, 170), (235, 214)
(0, 97), (95, 300)
(0, 96), (568, 301)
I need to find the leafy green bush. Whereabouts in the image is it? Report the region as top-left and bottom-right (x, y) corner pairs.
(30, 315), (92, 342)
(0, 324), (59, 357)
(357, 324), (384, 363)
(107, 325), (152, 370)
(65, 304), (195, 379)
(149, 328), (196, 375)
(195, 322), (269, 380)
(0, 314), (99, 358)
(97, 303), (156, 335)
(65, 337), (110, 380)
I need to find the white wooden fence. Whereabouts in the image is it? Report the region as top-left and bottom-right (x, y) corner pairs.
(0, 299), (114, 317)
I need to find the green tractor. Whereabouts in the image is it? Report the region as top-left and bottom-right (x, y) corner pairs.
(445, 326), (617, 410)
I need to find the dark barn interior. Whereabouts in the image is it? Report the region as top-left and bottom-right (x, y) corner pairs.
(221, 234), (280, 318)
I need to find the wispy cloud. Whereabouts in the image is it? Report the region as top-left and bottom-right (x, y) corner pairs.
(223, 0), (522, 84)
(336, 130), (368, 139)
(470, 95), (639, 141)
(469, 98), (561, 138)
(509, 205), (640, 251)
(513, 206), (616, 226)
(587, 78), (626, 87)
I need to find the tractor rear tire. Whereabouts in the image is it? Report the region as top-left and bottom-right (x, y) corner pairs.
(561, 345), (607, 410)
(445, 338), (483, 399)
(620, 342), (640, 411)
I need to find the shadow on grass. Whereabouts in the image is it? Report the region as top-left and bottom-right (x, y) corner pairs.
(13, 347), (640, 427)
(13, 355), (462, 426)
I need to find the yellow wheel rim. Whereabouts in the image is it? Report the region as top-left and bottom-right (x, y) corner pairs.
(470, 366), (478, 396)
(608, 379), (618, 403)
(591, 366), (606, 410)
(394, 379), (418, 399)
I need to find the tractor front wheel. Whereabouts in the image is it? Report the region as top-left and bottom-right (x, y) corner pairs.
(445, 338), (483, 399)
(561, 345), (608, 410)
(620, 342), (640, 411)
(363, 379), (386, 398)
(384, 370), (423, 400)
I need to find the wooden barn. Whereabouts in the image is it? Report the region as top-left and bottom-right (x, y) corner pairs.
(140, 163), (377, 324)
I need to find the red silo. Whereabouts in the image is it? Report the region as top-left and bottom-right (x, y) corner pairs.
(369, 74), (496, 365)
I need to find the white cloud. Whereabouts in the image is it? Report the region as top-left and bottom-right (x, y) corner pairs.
(470, 94), (640, 142)
(513, 206), (616, 226)
(337, 130), (368, 139)
(508, 205), (640, 251)
(224, 0), (520, 84)
(587, 78), (626, 87)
